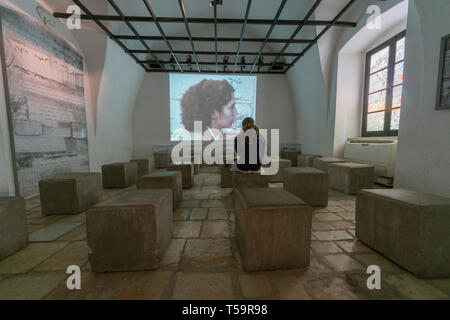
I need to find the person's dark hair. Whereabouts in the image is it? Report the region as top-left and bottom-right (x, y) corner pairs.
(242, 117), (259, 133)
(181, 79), (235, 132)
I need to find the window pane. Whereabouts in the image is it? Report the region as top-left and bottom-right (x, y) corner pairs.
(392, 85), (403, 108)
(396, 37), (405, 62)
(368, 90), (386, 112)
(367, 112), (385, 132)
(393, 61), (404, 86)
(370, 46), (390, 73)
(391, 108), (401, 130)
(369, 69), (388, 93)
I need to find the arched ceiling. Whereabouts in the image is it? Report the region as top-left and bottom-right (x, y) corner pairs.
(42, 0), (367, 73)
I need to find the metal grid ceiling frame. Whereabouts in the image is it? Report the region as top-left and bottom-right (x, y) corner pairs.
(55, 0), (386, 74)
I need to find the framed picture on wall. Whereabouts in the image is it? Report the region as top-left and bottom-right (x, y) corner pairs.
(436, 33), (450, 110)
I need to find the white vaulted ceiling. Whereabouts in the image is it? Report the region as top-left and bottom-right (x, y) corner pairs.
(39, 0), (366, 72)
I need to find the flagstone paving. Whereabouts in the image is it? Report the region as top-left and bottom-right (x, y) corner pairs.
(0, 166), (449, 300)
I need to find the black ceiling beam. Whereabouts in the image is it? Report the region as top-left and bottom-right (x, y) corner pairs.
(130, 49), (301, 57)
(250, 0), (288, 73)
(142, 0), (183, 72)
(148, 69), (284, 75)
(115, 35), (313, 44)
(70, 0), (149, 71)
(233, 0), (252, 73)
(106, 0), (164, 70)
(142, 60), (288, 67)
(53, 13), (357, 27)
(269, 0), (322, 72)
(177, 0), (201, 72)
(58, 0), (371, 74)
(286, 0), (357, 72)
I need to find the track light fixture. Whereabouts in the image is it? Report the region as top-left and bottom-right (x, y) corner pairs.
(240, 56), (246, 72)
(257, 56), (264, 72)
(169, 55), (175, 70)
(186, 55), (193, 71)
(209, 0), (223, 8)
(223, 56), (230, 72)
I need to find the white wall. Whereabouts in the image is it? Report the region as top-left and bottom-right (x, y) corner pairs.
(394, 0), (450, 197)
(133, 73), (297, 159)
(0, 0), (144, 196)
(333, 1), (408, 157)
(88, 39), (145, 171)
(333, 52), (365, 157)
(287, 0), (406, 156)
(0, 45), (13, 197)
(287, 47), (333, 156)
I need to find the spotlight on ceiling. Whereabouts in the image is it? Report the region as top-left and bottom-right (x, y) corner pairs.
(271, 64), (285, 71)
(209, 0), (223, 8)
(148, 60), (163, 69)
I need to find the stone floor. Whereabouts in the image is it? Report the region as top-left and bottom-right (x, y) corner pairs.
(1, 166), (450, 300)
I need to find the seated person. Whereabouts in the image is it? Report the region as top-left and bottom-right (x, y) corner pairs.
(234, 117), (266, 172)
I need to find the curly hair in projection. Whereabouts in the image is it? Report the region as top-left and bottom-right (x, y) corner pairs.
(180, 79), (235, 132)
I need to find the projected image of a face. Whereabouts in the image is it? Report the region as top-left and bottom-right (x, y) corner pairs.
(170, 74), (257, 141)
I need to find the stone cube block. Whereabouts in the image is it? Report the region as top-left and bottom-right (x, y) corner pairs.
(233, 171), (269, 188)
(154, 153), (170, 168)
(0, 197), (28, 260)
(191, 153), (202, 175)
(87, 189), (173, 272)
(280, 151), (301, 166)
(221, 164), (233, 188)
(356, 189), (450, 278)
(297, 154), (322, 167)
(329, 162), (374, 194)
(39, 173), (103, 215)
(234, 187), (312, 271)
(130, 159), (149, 177)
(264, 159), (292, 183)
(312, 157), (345, 172)
(193, 164), (200, 175)
(137, 171), (182, 208)
(283, 167), (328, 206)
(167, 163), (194, 189)
(101, 162), (137, 189)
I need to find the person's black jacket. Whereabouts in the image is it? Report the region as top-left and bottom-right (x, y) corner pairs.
(234, 133), (262, 171)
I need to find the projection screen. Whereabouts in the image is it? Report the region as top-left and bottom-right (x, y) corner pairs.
(170, 74), (257, 141)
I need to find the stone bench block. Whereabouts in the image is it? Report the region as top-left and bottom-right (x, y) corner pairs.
(137, 171), (182, 208)
(221, 164), (233, 188)
(154, 153), (170, 169)
(0, 197), (28, 260)
(280, 151), (301, 166)
(191, 153), (202, 175)
(283, 167), (328, 206)
(264, 159), (292, 183)
(312, 157), (345, 172)
(167, 163), (194, 189)
(234, 187), (312, 271)
(130, 159), (149, 177)
(297, 154), (322, 167)
(193, 163), (200, 175)
(233, 171), (269, 188)
(87, 189), (173, 272)
(39, 173), (103, 215)
(356, 189), (450, 278)
(101, 162), (137, 189)
(329, 162), (374, 195)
